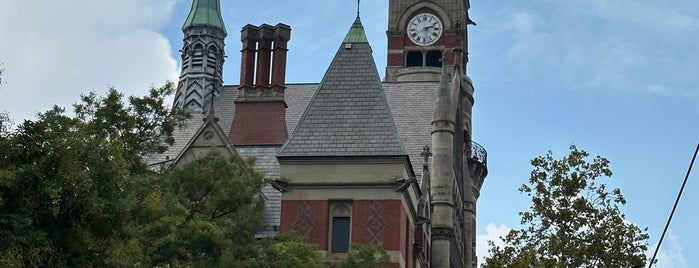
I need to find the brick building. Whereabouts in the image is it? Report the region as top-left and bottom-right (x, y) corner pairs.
(151, 0), (488, 267)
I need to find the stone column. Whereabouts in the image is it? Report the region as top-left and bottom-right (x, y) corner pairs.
(430, 63), (455, 268)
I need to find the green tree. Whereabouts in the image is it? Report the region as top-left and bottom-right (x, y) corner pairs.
(133, 151), (266, 267)
(335, 243), (390, 268)
(0, 83), (188, 267)
(483, 145), (650, 268)
(0, 84), (324, 267)
(234, 232), (323, 268)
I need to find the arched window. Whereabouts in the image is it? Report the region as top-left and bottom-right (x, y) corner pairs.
(208, 45), (218, 59)
(192, 43), (204, 69)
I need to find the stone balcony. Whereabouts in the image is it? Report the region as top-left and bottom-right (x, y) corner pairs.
(466, 141), (488, 196)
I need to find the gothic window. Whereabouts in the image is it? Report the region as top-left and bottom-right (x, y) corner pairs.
(207, 45), (218, 72)
(192, 43), (204, 70)
(329, 202), (352, 253)
(208, 45), (218, 57)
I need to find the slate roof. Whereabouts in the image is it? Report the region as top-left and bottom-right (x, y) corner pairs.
(277, 17), (406, 158)
(148, 80), (438, 234)
(148, 17), (440, 234)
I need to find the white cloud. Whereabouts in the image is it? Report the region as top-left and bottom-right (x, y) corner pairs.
(476, 223), (511, 266)
(650, 229), (687, 268)
(0, 0), (180, 122)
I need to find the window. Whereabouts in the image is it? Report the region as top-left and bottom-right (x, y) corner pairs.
(331, 217), (350, 252)
(330, 202), (352, 253)
(406, 51), (423, 67)
(425, 50), (442, 67)
(405, 50), (443, 68)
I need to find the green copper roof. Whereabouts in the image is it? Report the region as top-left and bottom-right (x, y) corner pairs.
(183, 0), (226, 33)
(342, 16), (368, 44)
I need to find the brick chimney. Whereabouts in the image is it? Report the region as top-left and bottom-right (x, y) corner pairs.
(239, 24), (258, 89)
(230, 23), (291, 145)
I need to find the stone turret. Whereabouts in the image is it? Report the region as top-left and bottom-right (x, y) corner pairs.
(173, 0), (227, 111)
(430, 63), (456, 268)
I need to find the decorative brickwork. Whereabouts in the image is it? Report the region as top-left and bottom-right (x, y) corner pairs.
(291, 201), (315, 236)
(364, 201), (388, 243)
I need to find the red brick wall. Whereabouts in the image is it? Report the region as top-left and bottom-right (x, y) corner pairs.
(281, 199), (419, 267)
(280, 200), (329, 250)
(229, 101), (288, 145)
(350, 200), (403, 251)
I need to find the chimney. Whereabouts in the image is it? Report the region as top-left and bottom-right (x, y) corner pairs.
(255, 24), (274, 88)
(230, 23), (292, 146)
(239, 25), (259, 89)
(271, 24), (291, 94)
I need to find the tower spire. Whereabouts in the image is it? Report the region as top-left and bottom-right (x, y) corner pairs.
(343, 14), (368, 44)
(357, 0), (360, 18)
(173, 0), (227, 111)
(183, 0), (226, 34)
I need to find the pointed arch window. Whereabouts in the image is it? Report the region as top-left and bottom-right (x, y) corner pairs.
(192, 43), (204, 70)
(207, 45), (219, 72)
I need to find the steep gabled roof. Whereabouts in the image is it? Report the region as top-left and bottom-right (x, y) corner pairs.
(183, 0), (226, 33)
(172, 109), (237, 166)
(277, 17), (406, 158)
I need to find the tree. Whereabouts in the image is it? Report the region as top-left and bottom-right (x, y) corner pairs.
(133, 151), (266, 267)
(335, 243), (390, 268)
(483, 145), (650, 268)
(0, 84), (323, 267)
(0, 83), (188, 266)
(234, 232), (324, 268)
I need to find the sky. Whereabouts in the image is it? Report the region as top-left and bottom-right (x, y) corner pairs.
(1, 0), (697, 267)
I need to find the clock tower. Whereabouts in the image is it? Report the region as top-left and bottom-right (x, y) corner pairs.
(385, 0), (475, 82)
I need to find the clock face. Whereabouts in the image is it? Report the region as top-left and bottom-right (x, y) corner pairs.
(407, 13), (443, 46)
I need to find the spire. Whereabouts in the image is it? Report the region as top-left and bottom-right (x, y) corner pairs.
(183, 0), (226, 34)
(278, 18), (405, 158)
(343, 15), (368, 44)
(173, 0), (227, 111)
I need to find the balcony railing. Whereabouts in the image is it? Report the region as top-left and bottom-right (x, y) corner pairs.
(466, 141), (487, 167)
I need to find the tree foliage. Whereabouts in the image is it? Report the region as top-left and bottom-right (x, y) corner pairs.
(334, 243), (390, 268)
(0, 83), (188, 266)
(0, 84), (322, 267)
(132, 152), (267, 267)
(483, 145), (650, 268)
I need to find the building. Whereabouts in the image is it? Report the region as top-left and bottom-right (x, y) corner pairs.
(150, 0), (488, 267)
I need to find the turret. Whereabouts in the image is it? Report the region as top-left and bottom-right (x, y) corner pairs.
(430, 63), (456, 268)
(173, 0), (227, 111)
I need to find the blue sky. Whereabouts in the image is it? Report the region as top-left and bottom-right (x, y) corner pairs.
(1, 1), (697, 267)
